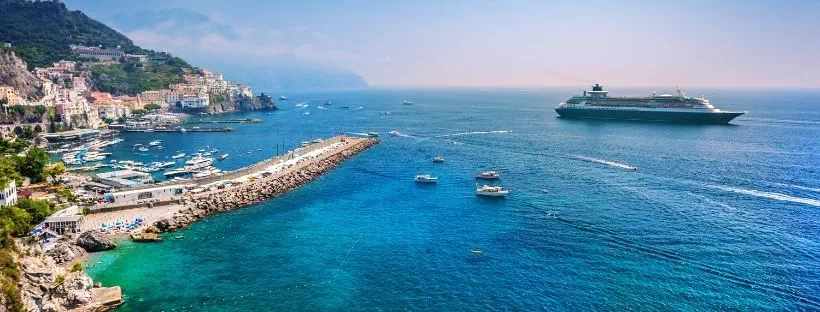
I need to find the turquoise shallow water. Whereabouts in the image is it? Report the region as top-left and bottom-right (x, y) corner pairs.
(87, 88), (820, 311)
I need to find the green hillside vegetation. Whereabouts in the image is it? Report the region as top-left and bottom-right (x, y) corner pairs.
(0, 0), (194, 95)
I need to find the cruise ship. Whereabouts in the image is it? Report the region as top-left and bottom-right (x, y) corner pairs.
(555, 84), (744, 124)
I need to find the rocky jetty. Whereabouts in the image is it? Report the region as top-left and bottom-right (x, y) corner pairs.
(153, 138), (378, 232)
(75, 230), (117, 252)
(16, 241), (122, 312)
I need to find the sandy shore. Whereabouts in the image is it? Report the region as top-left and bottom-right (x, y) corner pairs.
(80, 204), (186, 234)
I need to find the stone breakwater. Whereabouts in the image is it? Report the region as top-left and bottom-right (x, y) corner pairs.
(151, 138), (379, 232)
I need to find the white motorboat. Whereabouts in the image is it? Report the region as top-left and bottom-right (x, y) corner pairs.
(157, 161), (175, 168)
(414, 174), (438, 183)
(403, 100), (413, 105)
(279, 95), (288, 100)
(475, 171), (500, 179)
(164, 169), (190, 177)
(367, 132), (379, 137)
(148, 140), (162, 146)
(185, 156), (214, 170)
(432, 156), (445, 163)
(389, 131), (400, 136)
(218, 154), (228, 160)
(172, 153), (186, 159)
(137, 147), (150, 152)
(476, 185), (509, 197)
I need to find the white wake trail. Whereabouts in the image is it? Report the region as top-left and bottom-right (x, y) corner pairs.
(435, 130), (512, 138)
(570, 155), (638, 171)
(710, 185), (820, 207)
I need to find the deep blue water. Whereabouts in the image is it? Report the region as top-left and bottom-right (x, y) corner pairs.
(87, 88), (820, 311)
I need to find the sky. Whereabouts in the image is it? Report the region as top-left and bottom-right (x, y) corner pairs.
(65, 0), (820, 89)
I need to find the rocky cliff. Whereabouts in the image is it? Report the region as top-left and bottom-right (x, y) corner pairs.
(15, 238), (122, 312)
(0, 49), (42, 100)
(202, 93), (278, 114)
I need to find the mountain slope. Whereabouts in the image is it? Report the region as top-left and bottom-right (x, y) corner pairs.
(0, 0), (193, 96)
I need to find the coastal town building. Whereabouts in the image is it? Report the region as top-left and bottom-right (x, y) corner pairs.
(106, 185), (187, 204)
(0, 86), (21, 105)
(179, 94), (209, 109)
(71, 77), (88, 92)
(140, 89), (170, 106)
(42, 215), (82, 235)
(125, 54), (148, 63)
(71, 45), (125, 61)
(0, 180), (18, 207)
(96, 104), (130, 120)
(115, 95), (143, 110)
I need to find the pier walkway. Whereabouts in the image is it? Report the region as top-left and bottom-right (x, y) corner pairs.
(89, 135), (375, 215)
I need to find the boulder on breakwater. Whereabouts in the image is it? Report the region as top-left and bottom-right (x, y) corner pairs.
(152, 138), (378, 232)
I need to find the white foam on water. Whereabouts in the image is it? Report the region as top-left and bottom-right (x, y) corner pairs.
(773, 183), (820, 193)
(710, 185), (820, 207)
(353, 106), (364, 110)
(435, 130), (512, 138)
(570, 155), (638, 171)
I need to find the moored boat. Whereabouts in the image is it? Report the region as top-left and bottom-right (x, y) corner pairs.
(475, 171), (500, 179)
(414, 174), (438, 183)
(476, 185), (509, 197)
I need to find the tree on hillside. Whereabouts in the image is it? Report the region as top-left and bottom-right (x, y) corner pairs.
(45, 162), (65, 184)
(16, 147), (48, 183)
(144, 103), (161, 111)
(14, 198), (55, 224)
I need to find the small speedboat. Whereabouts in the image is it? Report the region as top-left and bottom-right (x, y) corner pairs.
(446, 139), (456, 145)
(432, 156), (445, 163)
(279, 96), (288, 100)
(389, 130), (400, 137)
(414, 174), (438, 183)
(476, 185), (509, 197)
(475, 171), (500, 179)
(148, 140), (162, 146)
(403, 100), (413, 105)
(323, 101), (332, 105)
(367, 132), (379, 137)
(137, 147), (149, 152)
(542, 188), (550, 193)
(172, 153), (186, 159)
(218, 154), (228, 160)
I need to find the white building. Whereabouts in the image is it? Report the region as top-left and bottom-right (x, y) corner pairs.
(43, 215), (82, 235)
(180, 94), (209, 108)
(106, 185), (187, 204)
(0, 180), (17, 207)
(96, 104), (130, 120)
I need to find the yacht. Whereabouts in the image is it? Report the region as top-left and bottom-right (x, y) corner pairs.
(172, 153), (186, 159)
(185, 156), (214, 170)
(279, 95), (288, 100)
(389, 130), (400, 136)
(476, 185), (509, 197)
(403, 101), (413, 105)
(432, 156), (445, 163)
(367, 132), (379, 137)
(164, 169), (190, 177)
(218, 154), (229, 160)
(137, 147), (150, 152)
(148, 140), (162, 146)
(414, 174), (438, 183)
(311, 138), (324, 144)
(476, 171), (500, 179)
(157, 161), (175, 168)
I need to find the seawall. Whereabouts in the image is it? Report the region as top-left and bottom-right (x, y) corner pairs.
(151, 137), (379, 232)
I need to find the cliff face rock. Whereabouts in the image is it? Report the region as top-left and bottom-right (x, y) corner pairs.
(205, 93), (278, 114)
(75, 231), (116, 252)
(44, 243), (86, 265)
(16, 242), (122, 312)
(0, 49), (42, 100)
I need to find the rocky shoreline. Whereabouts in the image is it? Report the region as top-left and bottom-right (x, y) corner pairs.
(151, 138), (379, 233)
(16, 232), (123, 312)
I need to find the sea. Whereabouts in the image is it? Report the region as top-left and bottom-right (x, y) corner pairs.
(85, 88), (820, 311)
